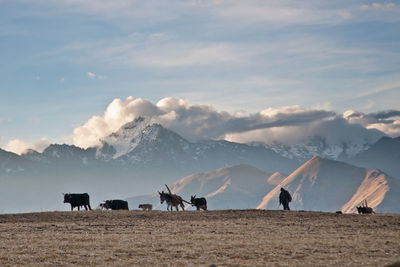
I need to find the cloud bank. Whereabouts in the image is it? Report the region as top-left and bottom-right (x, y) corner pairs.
(5, 138), (50, 155)
(73, 96), (400, 149)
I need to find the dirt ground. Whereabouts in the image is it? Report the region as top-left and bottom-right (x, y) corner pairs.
(0, 210), (399, 266)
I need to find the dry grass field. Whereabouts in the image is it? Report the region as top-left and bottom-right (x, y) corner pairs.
(0, 210), (399, 266)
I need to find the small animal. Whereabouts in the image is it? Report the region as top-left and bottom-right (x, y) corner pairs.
(336, 211), (343, 214)
(100, 200), (129, 210)
(63, 193), (92, 211)
(138, 204), (153, 211)
(190, 195), (207, 211)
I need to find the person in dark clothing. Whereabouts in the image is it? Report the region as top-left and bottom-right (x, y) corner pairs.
(279, 187), (292, 210)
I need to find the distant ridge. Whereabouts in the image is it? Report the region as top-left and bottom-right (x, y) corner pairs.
(127, 164), (287, 210)
(350, 136), (400, 179)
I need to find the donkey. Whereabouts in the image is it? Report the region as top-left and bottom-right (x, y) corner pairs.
(159, 191), (185, 211)
(190, 195), (207, 211)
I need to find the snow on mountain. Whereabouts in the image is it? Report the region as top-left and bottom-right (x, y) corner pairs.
(97, 119), (298, 174)
(256, 156), (400, 213)
(98, 116), (150, 159)
(264, 135), (374, 162)
(127, 164), (287, 210)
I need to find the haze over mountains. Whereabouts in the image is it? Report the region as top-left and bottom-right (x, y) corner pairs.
(128, 164), (287, 210)
(0, 117), (399, 213)
(129, 157), (400, 213)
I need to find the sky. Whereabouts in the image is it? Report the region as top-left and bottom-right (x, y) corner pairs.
(0, 0), (400, 154)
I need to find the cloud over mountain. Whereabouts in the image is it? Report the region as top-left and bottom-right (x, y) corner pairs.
(5, 138), (50, 155)
(73, 96), (399, 150)
(344, 110), (400, 136)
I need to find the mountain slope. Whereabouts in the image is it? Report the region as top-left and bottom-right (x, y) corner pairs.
(256, 157), (400, 213)
(0, 148), (26, 175)
(127, 164), (287, 210)
(349, 136), (400, 179)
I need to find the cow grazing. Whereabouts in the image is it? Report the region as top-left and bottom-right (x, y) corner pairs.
(190, 195), (207, 211)
(357, 200), (375, 214)
(356, 206), (374, 214)
(63, 193), (92, 211)
(138, 204), (152, 211)
(159, 191), (185, 211)
(100, 200), (129, 210)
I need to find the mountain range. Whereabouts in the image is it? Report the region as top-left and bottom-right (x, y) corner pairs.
(0, 117), (399, 213)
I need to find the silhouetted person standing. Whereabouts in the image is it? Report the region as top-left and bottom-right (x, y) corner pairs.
(279, 187), (292, 210)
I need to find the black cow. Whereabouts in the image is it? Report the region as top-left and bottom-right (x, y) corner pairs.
(357, 206), (374, 214)
(63, 193), (92, 211)
(190, 195), (207, 211)
(100, 200), (129, 210)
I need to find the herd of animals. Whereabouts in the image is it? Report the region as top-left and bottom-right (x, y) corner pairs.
(63, 185), (374, 214)
(63, 185), (207, 212)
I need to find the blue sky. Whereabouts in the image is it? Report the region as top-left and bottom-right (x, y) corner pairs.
(0, 0), (399, 153)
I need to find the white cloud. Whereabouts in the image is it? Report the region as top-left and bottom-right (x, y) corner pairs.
(87, 71), (106, 80)
(73, 96), (344, 149)
(140, 43), (239, 67)
(73, 97), (160, 148)
(87, 72), (96, 79)
(72, 97), (400, 150)
(360, 3), (396, 10)
(343, 109), (400, 136)
(5, 138), (50, 155)
(63, 39), (246, 69)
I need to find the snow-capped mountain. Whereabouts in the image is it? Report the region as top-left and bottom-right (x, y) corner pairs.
(96, 119), (298, 174)
(256, 156), (400, 213)
(263, 135), (374, 162)
(98, 116), (150, 159)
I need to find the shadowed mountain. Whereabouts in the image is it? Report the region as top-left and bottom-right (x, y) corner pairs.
(349, 136), (400, 179)
(0, 148), (26, 176)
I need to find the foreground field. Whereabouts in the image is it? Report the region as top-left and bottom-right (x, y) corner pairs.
(0, 210), (399, 266)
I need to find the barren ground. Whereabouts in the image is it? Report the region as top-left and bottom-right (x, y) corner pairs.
(0, 210), (399, 266)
